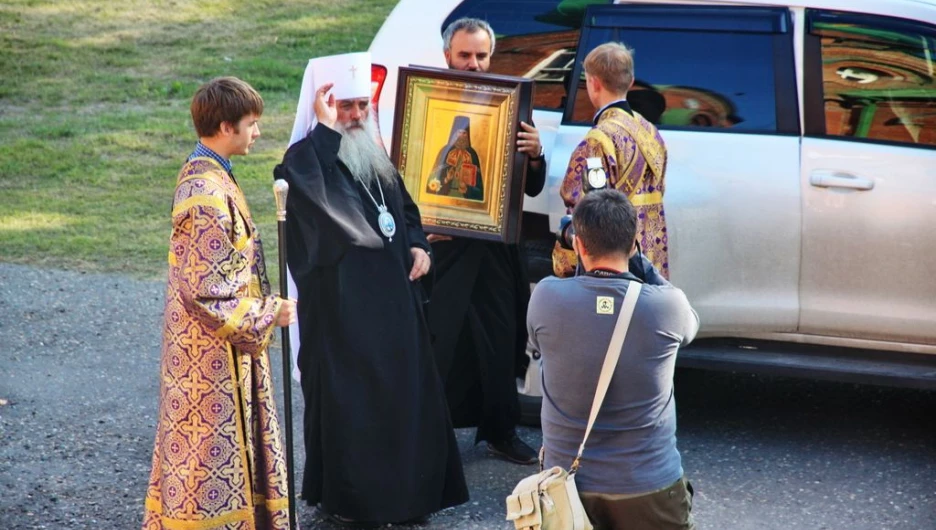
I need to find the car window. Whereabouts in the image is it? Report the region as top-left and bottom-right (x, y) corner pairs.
(571, 28), (796, 132)
(562, 5), (797, 133)
(809, 11), (936, 148)
(442, 0), (612, 110)
(573, 29), (781, 130)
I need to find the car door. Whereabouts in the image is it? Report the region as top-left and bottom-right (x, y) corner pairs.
(552, 4), (802, 335)
(799, 8), (936, 346)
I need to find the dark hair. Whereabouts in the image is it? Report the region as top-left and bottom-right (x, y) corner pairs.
(572, 189), (637, 259)
(190, 77), (264, 138)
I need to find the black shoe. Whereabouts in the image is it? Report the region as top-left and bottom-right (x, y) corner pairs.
(320, 507), (427, 528)
(487, 432), (538, 465)
(395, 514), (430, 526)
(322, 510), (380, 528)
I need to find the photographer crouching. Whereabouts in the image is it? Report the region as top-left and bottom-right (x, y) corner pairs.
(528, 189), (699, 530)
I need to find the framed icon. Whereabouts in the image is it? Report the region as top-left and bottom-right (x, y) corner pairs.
(390, 66), (533, 243)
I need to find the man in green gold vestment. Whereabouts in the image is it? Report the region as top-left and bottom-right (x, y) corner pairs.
(554, 42), (670, 279)
(143, 77), (297, 530)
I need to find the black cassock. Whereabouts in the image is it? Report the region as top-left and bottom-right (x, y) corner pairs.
(428, 158), (546, 443)
(274, 124), (468, 523)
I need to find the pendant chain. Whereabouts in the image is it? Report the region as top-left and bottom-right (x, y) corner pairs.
(358, 177), (387, 212)
(357, 176), (396, 241)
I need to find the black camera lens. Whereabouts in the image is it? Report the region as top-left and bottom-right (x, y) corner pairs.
(557, 214), (575, 250)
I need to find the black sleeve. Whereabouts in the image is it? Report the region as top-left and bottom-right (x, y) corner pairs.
(523, 120), (546, 197)
(628, 251), (670, 286)
(399, 173), (430, 254)
(524, 156), (546, 198)
(397, 172), (435, 301)
(273, 123), (382, 278)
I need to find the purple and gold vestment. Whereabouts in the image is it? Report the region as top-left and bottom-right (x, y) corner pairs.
(554, 106), (669, 278)
(143, 157), (288, 530)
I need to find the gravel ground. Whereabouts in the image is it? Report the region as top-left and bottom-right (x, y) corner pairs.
(2, 263), (935, 529)
(0, 263), (534, 529)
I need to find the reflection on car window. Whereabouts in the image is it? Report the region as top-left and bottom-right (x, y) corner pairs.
(443, 0), (612, 109)
(813, 15), (936, 147)
(570, 29), (780, 131)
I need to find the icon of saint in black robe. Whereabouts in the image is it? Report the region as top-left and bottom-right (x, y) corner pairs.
(426, 116), (484, 201)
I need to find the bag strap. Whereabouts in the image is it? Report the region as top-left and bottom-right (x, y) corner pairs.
(570, 281), (642, 473)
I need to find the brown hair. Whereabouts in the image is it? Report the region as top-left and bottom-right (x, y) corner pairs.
(583, 42), (635, 95)
(190, 77), (264, 138)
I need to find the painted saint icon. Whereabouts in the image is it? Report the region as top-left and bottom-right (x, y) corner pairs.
(426, 115), (484, 201)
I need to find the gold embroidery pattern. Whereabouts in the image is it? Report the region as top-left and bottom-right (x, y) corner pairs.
(143, 160), (288, 529)
(555, 108), (669, 278)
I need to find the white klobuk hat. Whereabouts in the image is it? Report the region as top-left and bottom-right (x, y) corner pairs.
(287, 51), (372, 148)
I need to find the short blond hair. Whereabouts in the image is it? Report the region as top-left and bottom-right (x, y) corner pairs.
(583, 42), (635, 95)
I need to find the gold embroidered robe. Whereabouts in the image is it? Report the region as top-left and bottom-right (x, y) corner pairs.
(143, 158), (289, 530)
(553, 106), (669, 278)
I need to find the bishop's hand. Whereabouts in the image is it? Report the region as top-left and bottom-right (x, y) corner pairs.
(314, 82), (338, 129)
(409, 247), (431, 281)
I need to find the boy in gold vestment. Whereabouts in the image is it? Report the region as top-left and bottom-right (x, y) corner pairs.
(142, 77), (296, 530)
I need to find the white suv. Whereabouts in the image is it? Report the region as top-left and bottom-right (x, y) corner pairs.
(369, 0), (936, 407)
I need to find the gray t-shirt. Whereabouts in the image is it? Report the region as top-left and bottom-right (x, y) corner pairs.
(528, 272), (699, 495)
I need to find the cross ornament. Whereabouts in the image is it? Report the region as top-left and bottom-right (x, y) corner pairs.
(350, 65), (358, 79)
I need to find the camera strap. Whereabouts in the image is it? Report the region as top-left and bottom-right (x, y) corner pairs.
(585, 269), (642, 283)
(586, 267), (624, 278)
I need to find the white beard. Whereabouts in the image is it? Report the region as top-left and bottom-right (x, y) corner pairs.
(335, 116), (398, 190)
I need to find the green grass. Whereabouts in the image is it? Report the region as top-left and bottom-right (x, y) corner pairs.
(0, 0), (397, 279)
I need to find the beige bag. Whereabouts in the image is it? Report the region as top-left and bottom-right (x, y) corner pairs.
(506, 463), (593, 530)
(506, 282), (642, 530)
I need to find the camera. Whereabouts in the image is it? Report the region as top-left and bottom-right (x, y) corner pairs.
(557, 159), (609, 250)
(557, 214), (575, 250)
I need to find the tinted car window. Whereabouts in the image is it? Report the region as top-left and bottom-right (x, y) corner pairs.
(810, 12), (936, 147)
(443, 0), (612, 109)
(570, 28), (782, 131)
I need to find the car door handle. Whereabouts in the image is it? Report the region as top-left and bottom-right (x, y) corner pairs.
(809, 170), (874, 191)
